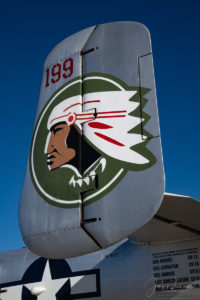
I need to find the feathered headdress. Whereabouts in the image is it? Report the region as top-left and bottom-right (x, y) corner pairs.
(47, 90), (149, 165)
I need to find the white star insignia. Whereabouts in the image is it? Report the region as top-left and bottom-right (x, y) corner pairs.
(24, 260), (68, 298)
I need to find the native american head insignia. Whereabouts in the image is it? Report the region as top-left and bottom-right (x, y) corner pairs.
(30, 74), (156, 208)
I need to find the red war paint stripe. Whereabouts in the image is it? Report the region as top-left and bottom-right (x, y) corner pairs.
(51, 114), (126, 124)
(70, 111), (127, 117)
(77, 114), (126, 119)
(96, 115), (126, 119)
(76, 117), (94, 121)
(63, 103), (81, 112)
(50, 113), (70, 123)
(94, 132), (125, 146)
(88, 122), (113, 129)
(76, 113), (94, 116)
(83, 100), (101, 105)
(77, 110), (127, 116)
(97, 110), (127, 115)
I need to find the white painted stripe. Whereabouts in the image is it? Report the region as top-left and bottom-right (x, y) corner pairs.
(83, 76), (125, 91)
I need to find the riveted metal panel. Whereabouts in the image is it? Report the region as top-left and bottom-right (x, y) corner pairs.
(19, 22), (165, 257)
(19, 26), (100, 258)
(82, 22), (165, 247)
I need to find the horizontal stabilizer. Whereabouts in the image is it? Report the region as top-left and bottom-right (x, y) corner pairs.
(131, 193), (200, 243)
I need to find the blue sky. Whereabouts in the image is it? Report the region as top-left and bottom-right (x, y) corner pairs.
(0, 0), (199, 251)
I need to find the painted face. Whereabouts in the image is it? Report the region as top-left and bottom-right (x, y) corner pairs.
(45, 123), (76, 170)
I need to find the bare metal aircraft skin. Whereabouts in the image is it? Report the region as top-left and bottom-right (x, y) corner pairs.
(1, 22), (199, 299)
(19, 21), (164, 259)
(1, 194), (200, 299)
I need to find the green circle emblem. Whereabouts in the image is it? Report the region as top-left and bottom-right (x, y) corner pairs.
(30, 73), (156, 208)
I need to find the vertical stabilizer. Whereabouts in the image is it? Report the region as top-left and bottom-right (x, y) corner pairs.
(19, 22), (165, 258)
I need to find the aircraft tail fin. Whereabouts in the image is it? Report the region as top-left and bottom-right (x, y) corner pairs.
(19, 22), (165, 259)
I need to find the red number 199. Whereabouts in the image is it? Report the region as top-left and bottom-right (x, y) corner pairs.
(45, 58), (73, 87)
